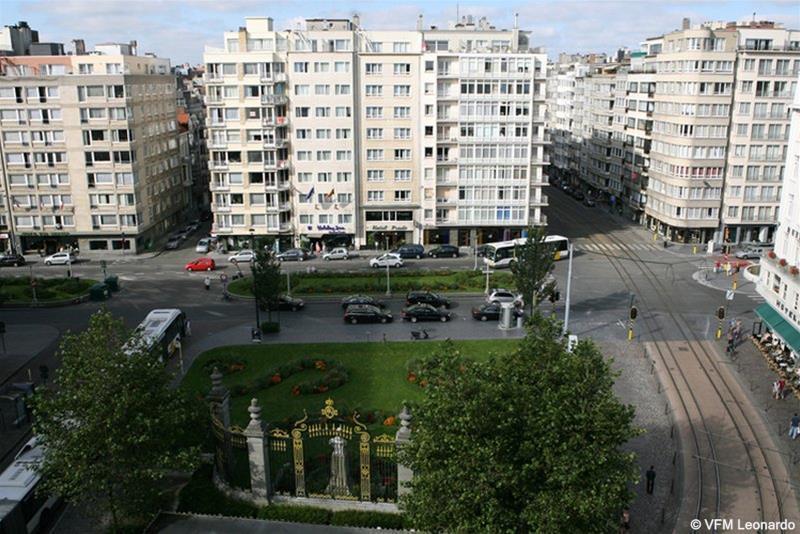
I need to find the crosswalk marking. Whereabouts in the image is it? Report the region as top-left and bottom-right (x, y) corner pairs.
(574, 242), (661, 253)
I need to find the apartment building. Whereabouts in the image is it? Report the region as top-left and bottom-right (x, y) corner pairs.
(756, 76), (800, 363)
(204, 15), (548, 250)
(0, 40), (190, 254)
(548, 19), (799, 244)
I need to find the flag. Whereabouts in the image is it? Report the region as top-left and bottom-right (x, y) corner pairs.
(305, 187), (315, 202)
(325, 188), (335, 200)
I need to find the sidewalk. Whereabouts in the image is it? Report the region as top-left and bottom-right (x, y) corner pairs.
(691, 266), (760, 297)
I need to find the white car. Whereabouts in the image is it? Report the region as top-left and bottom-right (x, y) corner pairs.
(486, 288), (524, 307)
(195, 238), (211, 253)
(228, 250), (256, 264)
(44, 252), (75, 265)
(370, 253), (403, 268)
(323, 247), (356, 261)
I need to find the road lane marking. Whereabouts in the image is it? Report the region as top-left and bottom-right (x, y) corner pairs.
(206, 310), (226, 317)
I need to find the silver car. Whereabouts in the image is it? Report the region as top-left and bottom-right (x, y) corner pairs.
(323, 247), (355, 261)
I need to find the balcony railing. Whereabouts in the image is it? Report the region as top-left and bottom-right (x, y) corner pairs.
(261, 94), (288, 105)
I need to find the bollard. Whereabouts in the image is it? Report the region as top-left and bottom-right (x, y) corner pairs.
(657, 382), (662, 394)
(672, 451), (677, 465)
(670, 425), (674, 439)
(664, 402), (670, 415)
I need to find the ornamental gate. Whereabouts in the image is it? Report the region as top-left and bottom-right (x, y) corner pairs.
(267, 398), (398, 503)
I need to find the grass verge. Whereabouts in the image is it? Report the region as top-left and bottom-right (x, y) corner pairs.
(0, 276), (96, 303)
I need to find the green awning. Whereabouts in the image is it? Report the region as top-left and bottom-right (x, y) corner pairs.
(755, 303), (800, 354)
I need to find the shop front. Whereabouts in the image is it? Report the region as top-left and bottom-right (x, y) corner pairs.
(753, 302), (800, 396)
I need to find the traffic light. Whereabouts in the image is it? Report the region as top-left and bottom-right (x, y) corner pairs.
(716, 306), (725, 320)
(629, 306), (638, 321)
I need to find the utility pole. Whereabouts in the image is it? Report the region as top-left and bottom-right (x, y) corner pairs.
(385, 261), (391, 296)
(562, 244), (574, 335)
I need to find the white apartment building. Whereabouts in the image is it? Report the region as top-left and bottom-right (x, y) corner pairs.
(0, 42), (189, 254)
(204, 15), (548, 250)
(756, 75), (800, 363)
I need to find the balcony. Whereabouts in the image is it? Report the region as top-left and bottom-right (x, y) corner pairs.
(261, 94), (288, 105)
(277, 160), (289, 170)
(279, 222), (292, 232)
(273, 73), (287, 83)
(210, 182), (229, 191)
(210, 161), (229, 170)
(279, 202), (291, 211)
(436, 136), (458, 143)
(436, 157), (458, 165)
(275, 116), (289, 127)
(214, 205), (231, 212)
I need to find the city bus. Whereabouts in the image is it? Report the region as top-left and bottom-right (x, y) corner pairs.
(483, 235), (571, 268)
(129, 309), (187, 361)
(0, 437), (61, 534)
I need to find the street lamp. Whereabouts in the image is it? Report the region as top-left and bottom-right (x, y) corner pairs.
(384, 237), (391, 296)
(249, 228), (261, 342)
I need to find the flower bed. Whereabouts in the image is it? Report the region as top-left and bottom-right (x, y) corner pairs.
(228, 358), (349, 398)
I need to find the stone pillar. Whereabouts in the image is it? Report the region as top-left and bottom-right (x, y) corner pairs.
(395, 405), (413, 498)
(207, 367), (232, 481)
(244, 398), (271, 502)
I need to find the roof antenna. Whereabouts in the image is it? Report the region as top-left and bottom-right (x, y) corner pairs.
(752, 12), (756, 22)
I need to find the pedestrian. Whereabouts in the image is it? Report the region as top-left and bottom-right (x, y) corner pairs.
(619, 507), (631, 533)
(645, 465), (656, 494)
(773, 380), (781, 400)
(778, 378), (786, 400)
(790, 414), (800, 440)
(204, 276), (211, 291)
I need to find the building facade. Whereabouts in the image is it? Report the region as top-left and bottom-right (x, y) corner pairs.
(756, 74), (800, 363)
(0, 41), (190, 254)
(203, 16), (548, 250)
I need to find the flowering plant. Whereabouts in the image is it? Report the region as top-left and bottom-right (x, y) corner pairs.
(790, 266), (799, 276)
(767, 250), (777, 259)
(779, 258), (788, 267)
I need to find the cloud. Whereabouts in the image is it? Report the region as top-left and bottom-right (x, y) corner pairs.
(6, 0), (799, 63)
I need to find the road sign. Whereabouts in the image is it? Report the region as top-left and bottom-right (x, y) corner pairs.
(726, 290), (735, 301)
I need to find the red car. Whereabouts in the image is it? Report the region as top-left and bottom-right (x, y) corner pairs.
(185, 257), (215, 271)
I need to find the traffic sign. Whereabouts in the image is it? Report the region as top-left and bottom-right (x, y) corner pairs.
(726, 290), (735, 301)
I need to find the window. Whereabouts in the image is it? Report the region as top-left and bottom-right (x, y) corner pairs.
(315, 107), (330, 118)
(335, 128), (351, 139)
(367, 191), (384, 202)
(365, 85), (383, 97)
(394, 190), (411, 202)
(315, 129), (331, 139)
(335, 84), (350, 95)
(366, 149), (384, 161)
(297, 172), (312, 182)
(335, 106), (351, 117)
(365, 63), (382, 75)
(336, 150), (351, 161)
(393, 85), (410, 97)
(366, 106), (383, 119)
(393, 42), (410, 53)
(394, 169), (411, 181)
(294, 84), (310, 96)
(313, 62), (330, 73)
(367, 170), (384, 182)
(393, 63), (411, 75)
(394, 149), (411, 160)
(316, 150), (331, 161)
(394, 128), (411, 140)
(294, 62), (309, 73)
(334, 61), (349, 73)
(336, 172), (351, 182)
(394, 107), (410, 119)
(314, 84), (330, 95)
(366, 128), (383, 140)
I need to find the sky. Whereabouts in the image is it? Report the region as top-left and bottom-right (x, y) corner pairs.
(4, 0), (799, 65)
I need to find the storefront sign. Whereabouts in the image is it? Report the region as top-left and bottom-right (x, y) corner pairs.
(317, 224), (345, 233)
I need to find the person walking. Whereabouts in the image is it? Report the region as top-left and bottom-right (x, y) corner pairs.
(204, 276), (211, 291)
(645, 465), (656, 494)
(790, 414), (800, 440)
(778, 378), (786, 400)
(619, 507), (631, 533)
(773, 380), (781, 400)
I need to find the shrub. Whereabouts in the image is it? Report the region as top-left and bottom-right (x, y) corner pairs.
(261, 321), (280, 333)
(177, 465), (259, 518)
(330, 510), (407, 529)
(257, 504), (331, 524)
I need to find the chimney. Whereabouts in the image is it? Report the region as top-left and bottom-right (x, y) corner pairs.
(72, 39), (86, 55)
(129, 40), (138, 56)
(514, 13), (519, 29)
(352, 14), (360, 29)
(682, 17), (690, 30)
(417, 14), (423, 31)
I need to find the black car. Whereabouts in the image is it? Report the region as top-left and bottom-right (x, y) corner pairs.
(391, 244), (425, 259)
(427, 245), (459, 258)
(572, 190), (585, 201)
(0, 253), (25, 267)
(277, 248), (309, 262)
(341, 295), (385, 309)
(471, 303), (525, 322)
(344, 304), (393, 324)
(266, 295), (305, 311)
(406, 291), (451, 308)
(402, 303), (452, 323)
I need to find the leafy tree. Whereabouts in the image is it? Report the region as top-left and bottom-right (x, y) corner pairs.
(510, 226), (557, 314)
(401, 313), (639, 533)
(252, 244), (282, 323)
(30, 310), (202, 531)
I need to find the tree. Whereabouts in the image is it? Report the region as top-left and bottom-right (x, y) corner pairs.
(400, 313), (639, 533)
(252, 245), (282, 323)
(510, 226), (557, 314)
(30, 310), (201, 531)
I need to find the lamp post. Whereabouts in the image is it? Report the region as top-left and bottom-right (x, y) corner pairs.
(384, 236), (391, 296)
(562, 244), (574, 336)
(249, 228), (261, 342)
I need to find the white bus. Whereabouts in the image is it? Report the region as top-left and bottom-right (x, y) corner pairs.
(483, 235), (571, 268)
(131, 309), (187, 361)
(0, 437), (60, 534)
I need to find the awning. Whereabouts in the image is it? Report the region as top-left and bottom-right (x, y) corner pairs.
(755, 303), (800, 354)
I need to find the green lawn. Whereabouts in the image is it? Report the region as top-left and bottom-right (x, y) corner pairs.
(228, 269), (514, 297)
(0, 276), (96, 303)
(183, 340), (520, 429)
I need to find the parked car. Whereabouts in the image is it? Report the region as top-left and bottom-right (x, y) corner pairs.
(486, 289), (524, 307)
(0, 253), (25, 267)
(44, 252), (75, 266)
(169, 231), (187, 242)
(185, 257), (216, 271)
(402, 303), (452, 323)
(229, 250), (256, 264)
(370, 253), (403, 268)
(572, 190), (585, 201)
(195, 238), (212, 253)
(472, 302), (525, 321)
(583, 197), (596, 207)
(427, 245), (460, 259)
(344, 304), (393, 324)
(323, 247), (356, 261)
(165, 237), (182, 250)
(268, 295), (305, 312)
(341, 295), (385, 309)
(391, 244), (425, 259)
(277, 249), (309, 262)
(406, 291), (451, 308)
(735, 248), (762, 260)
